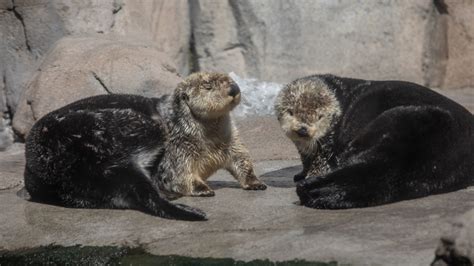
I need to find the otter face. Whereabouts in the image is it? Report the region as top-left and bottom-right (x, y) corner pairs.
(275, 79), (341, 149)
(177, 72), (241, 119)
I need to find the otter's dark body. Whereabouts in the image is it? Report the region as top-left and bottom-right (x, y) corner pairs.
(296, 75), (474, 208)
(24, 94), (206, 221)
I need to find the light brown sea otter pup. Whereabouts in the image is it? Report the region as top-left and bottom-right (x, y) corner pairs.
(157, 72), (267, 197)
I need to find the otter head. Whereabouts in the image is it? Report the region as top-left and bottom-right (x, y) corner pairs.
(275, 78), (341, 150)
(174, 72), (241, 119)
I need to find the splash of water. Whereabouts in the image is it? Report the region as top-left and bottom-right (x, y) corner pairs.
(229, 72), (283, 118)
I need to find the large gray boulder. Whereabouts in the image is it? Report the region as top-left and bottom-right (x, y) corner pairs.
(0, 0), (116, 115)
(191, 0), (443, 84)
(112, 0), (191, 74)
(12, 36), (182, 139)
(0, 0), (189, 113)
(432, 209), (474, 265)
(441, 0), (474, 89)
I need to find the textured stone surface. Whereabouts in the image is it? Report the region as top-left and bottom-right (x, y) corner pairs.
(0, 117), (13, 151)
(0, 148), (473, 265)
(112, 0), (191, 74)
(1, 0), (473, 150)
(432, 209), (474, 265)
(0, 0), (114, 114)
(0, 0), (189, 115)
(191, 0), (441, 85)
(12, 36), (182, 139)
(442, 0), (474, 89)
(0, 143), (24, 190)
(235, 115), (299, 162)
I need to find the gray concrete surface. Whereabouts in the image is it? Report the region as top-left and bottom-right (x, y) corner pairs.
(0, 147), (473, 265)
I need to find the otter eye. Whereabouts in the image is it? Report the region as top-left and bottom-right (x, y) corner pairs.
(287, 110), (293, 116)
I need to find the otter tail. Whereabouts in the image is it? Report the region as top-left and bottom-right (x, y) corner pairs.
(155, 199), (207, 221)
(130, 179), (207, 221)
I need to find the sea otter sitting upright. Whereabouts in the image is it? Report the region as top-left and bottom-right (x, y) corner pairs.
(24, 72), (265, 221)
(275, 75), (473, 209)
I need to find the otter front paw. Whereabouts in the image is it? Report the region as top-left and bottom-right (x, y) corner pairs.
(191, 189), (216, 197)
(191, 181), (216, 197)
(293, 172), (306, 182)
(296, 177), (358, 209)
(243, 180), (267, 190)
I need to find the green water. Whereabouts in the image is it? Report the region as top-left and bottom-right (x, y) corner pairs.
(0, 245), (338, 265)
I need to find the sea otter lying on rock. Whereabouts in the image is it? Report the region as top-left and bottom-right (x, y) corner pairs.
(275, 75), (473, 209)
(24, 72), (265, 221)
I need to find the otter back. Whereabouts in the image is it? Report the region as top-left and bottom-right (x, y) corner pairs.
(24, 94), (206, 221)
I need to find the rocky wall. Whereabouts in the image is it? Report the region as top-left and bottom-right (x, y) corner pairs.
(1, 0), (473, 148)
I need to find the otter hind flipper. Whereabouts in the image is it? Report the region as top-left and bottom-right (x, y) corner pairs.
(158, 201), (208, 221)
(127, 176), (207, 221)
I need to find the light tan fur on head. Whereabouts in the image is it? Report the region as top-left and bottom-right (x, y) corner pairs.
(275, 78), (341, 151)
(175, 72), (241, 120)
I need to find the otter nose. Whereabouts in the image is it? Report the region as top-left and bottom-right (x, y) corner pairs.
(296, 127), (309, 137)
(229, 83), (240, 97)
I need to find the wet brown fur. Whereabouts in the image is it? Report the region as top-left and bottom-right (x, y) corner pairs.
(156, 73), (267, 197)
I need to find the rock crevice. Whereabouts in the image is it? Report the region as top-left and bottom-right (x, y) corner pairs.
(91, 71), (113, 95)
(7, 0), (31, 53)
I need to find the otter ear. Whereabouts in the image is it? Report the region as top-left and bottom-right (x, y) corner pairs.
(174, 85), (189, 103)
(181, 93), (189, 102)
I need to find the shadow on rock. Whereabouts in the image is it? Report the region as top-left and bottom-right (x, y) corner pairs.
(259, 165), (303, 188)
(208, 181), (241, 190)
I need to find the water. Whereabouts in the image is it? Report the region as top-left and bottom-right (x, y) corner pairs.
(229, 72), (283, 118)
(0, 245), (338, 266)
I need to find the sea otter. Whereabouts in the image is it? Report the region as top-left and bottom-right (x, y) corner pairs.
(24, 72), (265, 221)
(275, 74), (473, 209)
(156, 72), (266, 197)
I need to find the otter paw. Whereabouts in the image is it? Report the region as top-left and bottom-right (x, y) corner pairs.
(191, 189), (216, 197)
(243, 181), (267, 190)
(296, 178), (356, 209)
(191, 182), (216, 197)
(293, 172), (306, 182)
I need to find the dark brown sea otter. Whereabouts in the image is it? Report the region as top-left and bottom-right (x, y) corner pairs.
(275, 75), (473, 209)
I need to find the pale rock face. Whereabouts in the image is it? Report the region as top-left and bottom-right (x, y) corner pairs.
(112, 0), (191, 75)
(12, 36), (182, 139)
(442, 0), (474, 89)
(0, 0), (473, 148)
(191, 0), (439, 84)
(0, 0), (189, 115)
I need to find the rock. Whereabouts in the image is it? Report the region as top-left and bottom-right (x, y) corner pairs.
(0, 0), (116, 115)
(1, 0), (473, 147)
(441, 0), (474, 89)
(0, 117), (13, 151)
(112, 0), (191, 75)
(235, 116), (298, 162)
(191, 0), (442, 85)
(12, 36), (182, 139)
(0, 1), (39, 114)
(0, 0), (190, 114)
(432, 209), (474, 265)
(0, 143), (24, 190)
